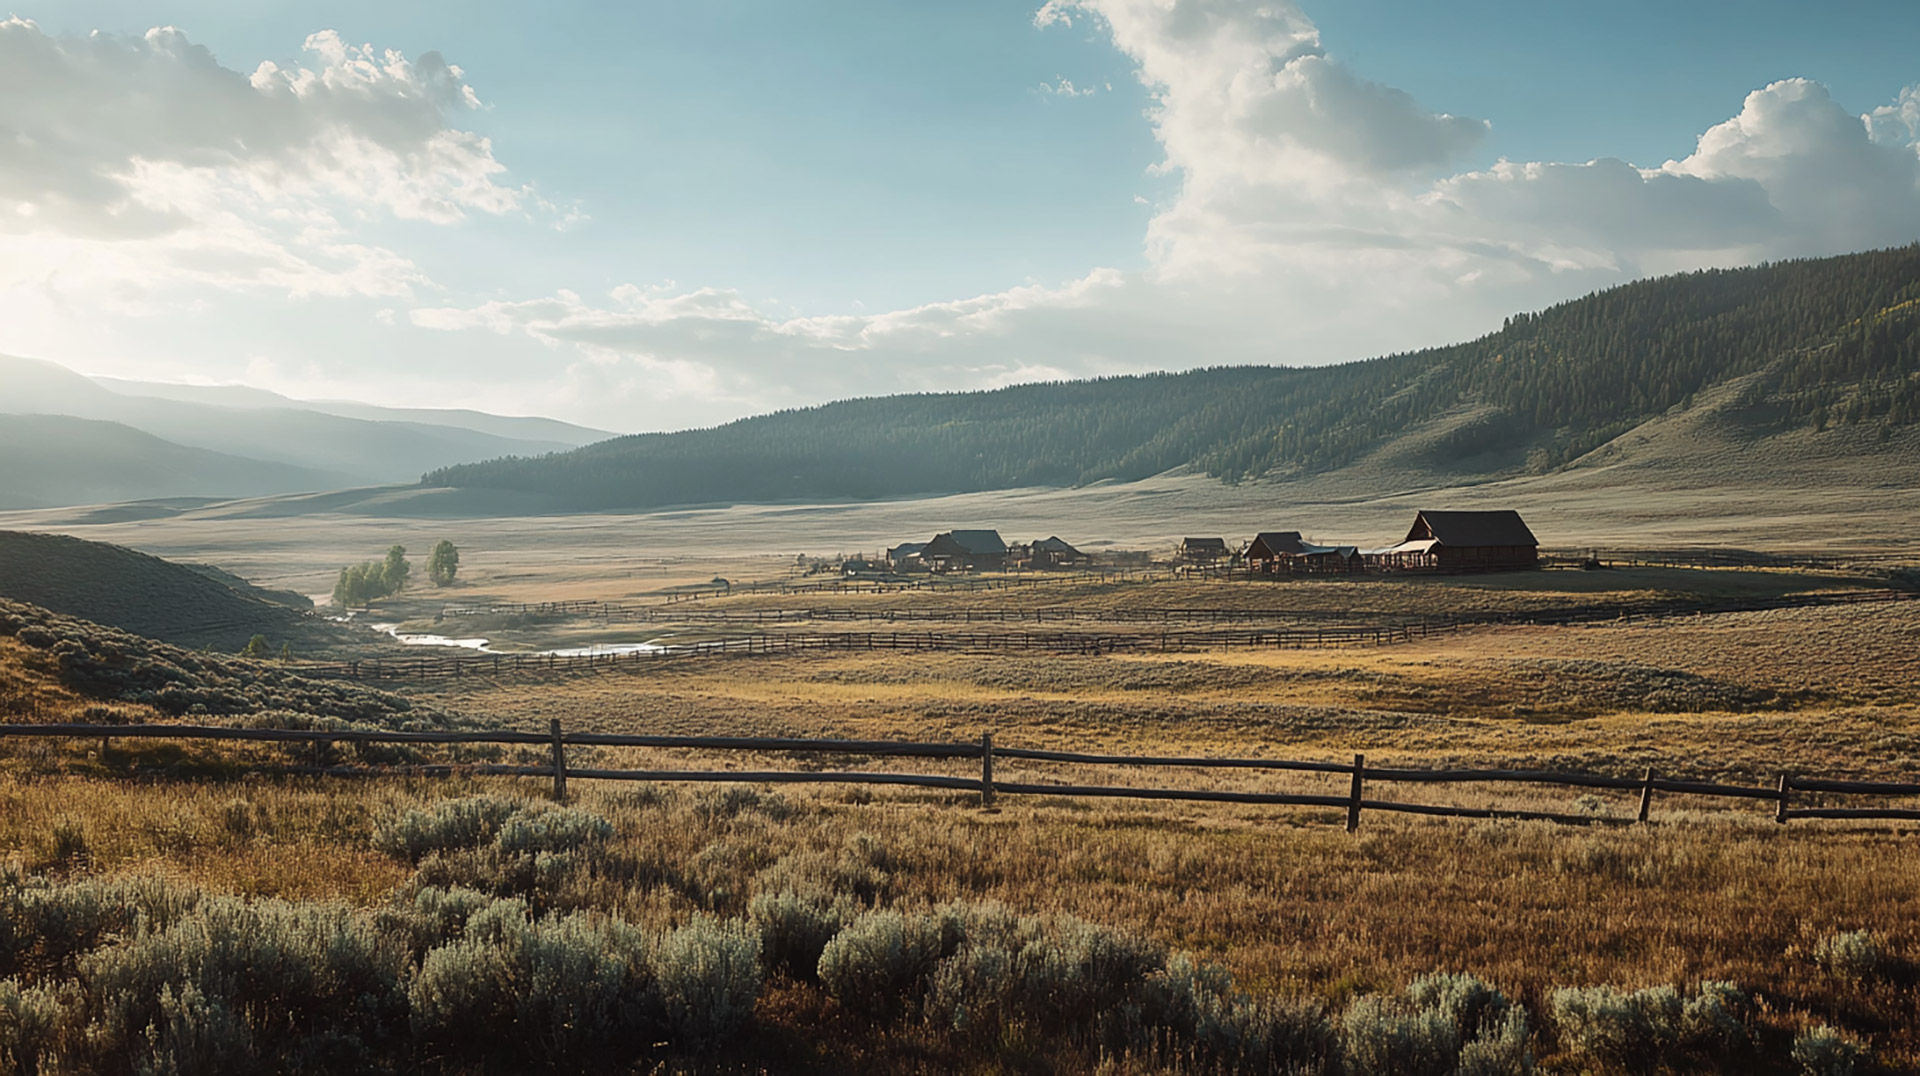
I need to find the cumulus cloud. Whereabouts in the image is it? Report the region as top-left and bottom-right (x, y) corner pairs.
(0, 17), (532, 323)
(0, 20), (517, 234)
(11, 4), (1920, 434)
(403, 3), (1920, 431)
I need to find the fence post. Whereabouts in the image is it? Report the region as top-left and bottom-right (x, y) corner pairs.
(1775, 773), (1789, 823)
(1637, 766), (1655, 823)
(550, 719), (568, 801)
(980, 732), (995, 808)
(1346, 753), (1365, 833)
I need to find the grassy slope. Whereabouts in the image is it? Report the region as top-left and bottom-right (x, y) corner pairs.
(0, 530), (366, 655)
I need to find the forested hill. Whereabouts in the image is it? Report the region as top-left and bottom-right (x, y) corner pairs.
(425, 245), (1920, 510)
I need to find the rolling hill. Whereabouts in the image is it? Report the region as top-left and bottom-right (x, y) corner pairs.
(424, 245), (1920, 510)
(0, 356), (614, 507)
(0, 415), (345, 508)
(0, 529), (356, 653)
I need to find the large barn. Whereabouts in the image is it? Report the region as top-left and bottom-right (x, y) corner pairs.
(1365, 510), (1539, 572)
(922, 530), (1009, 572)
(1244, 531), (1362, 574)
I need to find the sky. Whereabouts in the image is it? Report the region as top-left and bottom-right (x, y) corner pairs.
(5, 1), (1920, 433)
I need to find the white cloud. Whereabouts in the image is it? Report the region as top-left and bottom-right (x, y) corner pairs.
(414, 2), (1920, 431)
(1039, 76), (1097, 97)
(11, 5), (1920, 435)
(0, 18), (531, 326)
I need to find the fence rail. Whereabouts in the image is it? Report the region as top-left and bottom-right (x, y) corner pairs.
(3, 723), (1916, 828)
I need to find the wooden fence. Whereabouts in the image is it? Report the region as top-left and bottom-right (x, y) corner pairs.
(2, 722), (1916, 828)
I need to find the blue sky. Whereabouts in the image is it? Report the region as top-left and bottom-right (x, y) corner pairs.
(6, 1), (1920, 430)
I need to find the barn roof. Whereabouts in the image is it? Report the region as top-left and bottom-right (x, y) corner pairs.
(1407, 510), (1538, 547)
(887, 542), (927, 557)
(1246, 531), (1305, 557)
(1182, 537), (1229, 552)
(927, 529), (1007, 556)
(1032, 536), (1082, 554)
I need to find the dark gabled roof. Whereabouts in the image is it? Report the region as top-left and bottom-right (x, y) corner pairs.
(887, 542), (927, 558)
(1407, 510), (1538, 548)
(1032, 536), (1082, 554)
(1246, 531), (1305, 558)
(1181, 537), (1229, 552)
(926, 529), (1008, 557)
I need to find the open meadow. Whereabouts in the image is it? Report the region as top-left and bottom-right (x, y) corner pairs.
(2, 524), (1919, 1072)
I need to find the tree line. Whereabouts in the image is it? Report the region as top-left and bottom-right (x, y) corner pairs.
(331, 541), (460, 609)
(421, 244), (1920, 510)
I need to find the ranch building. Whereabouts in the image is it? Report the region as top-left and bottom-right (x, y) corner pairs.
(1179, 537), (1230, 565)
(1364, 510), (1540, 573)
(1027, 536), (1089, 569)
(1244, 531), (1363, 575)
(922, 530), (1009, 572)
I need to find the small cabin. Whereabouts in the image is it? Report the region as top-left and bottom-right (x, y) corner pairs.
(885, 542), (929, 571)
(1028, 536), (1089, 569)
(1245, 531), (1361, 574)
(1366, 510), (1539, 573)
(923, 529), (1009, 572)
(1179, 537), (1229, 565)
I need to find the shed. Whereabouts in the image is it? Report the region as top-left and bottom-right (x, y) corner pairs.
(1367, 510), (1538, 572)
(1029, 536), (1089, 569)
(923, 529), (1009, 572)
(885, 542), (928, 571)
(1246, 531), (1362, 574)
(1180, 537), (1230, 564)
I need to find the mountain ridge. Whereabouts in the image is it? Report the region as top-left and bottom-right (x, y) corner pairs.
(422, 245), (1920, 510)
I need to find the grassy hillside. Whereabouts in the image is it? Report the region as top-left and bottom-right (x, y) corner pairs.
(0, 354), (599, 499)
(0, 531), (357, 655)
(0, 415), (341, 509)
(426, 245), (1920, 510)
(0, 597), (440, 727)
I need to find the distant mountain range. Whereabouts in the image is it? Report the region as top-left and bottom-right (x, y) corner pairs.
(0, 356), (613, 509)
(424, 245), (1920, 510)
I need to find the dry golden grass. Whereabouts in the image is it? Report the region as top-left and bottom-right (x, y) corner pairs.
(4, 559), (1919, 1070)
(0, 768), (1914, 1069)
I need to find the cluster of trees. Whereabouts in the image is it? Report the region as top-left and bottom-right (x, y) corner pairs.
(331, 541), (460, 609)
(420, 244), (1920, 509)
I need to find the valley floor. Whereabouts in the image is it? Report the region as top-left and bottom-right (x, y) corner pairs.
(2, 538), (1917, 1072)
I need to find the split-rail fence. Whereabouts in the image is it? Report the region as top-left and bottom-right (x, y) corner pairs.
(2, 722), (1916, 830)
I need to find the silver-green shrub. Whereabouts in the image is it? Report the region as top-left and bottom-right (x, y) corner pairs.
(1811, 931), (1884, 981)
(410, 901), (658, 1065)
(1551, 980), (1750, 1071)
(817, 909), (945, 1021)
(1340, 996), (1460, 1076)
(655, 914), (762, 1048)
(1140, 954), (1336, 1076)
(493, 807), (614, 856)
(372, 795), (523, 861)
(1343, 974), (1531, 1076)
(73, 896), (409, 1074)
(749, 887), (856, 981)
(0, 870), (203, 981)
(0, 978), (59, 1076)
(1791, 1025), (1867, 1076)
